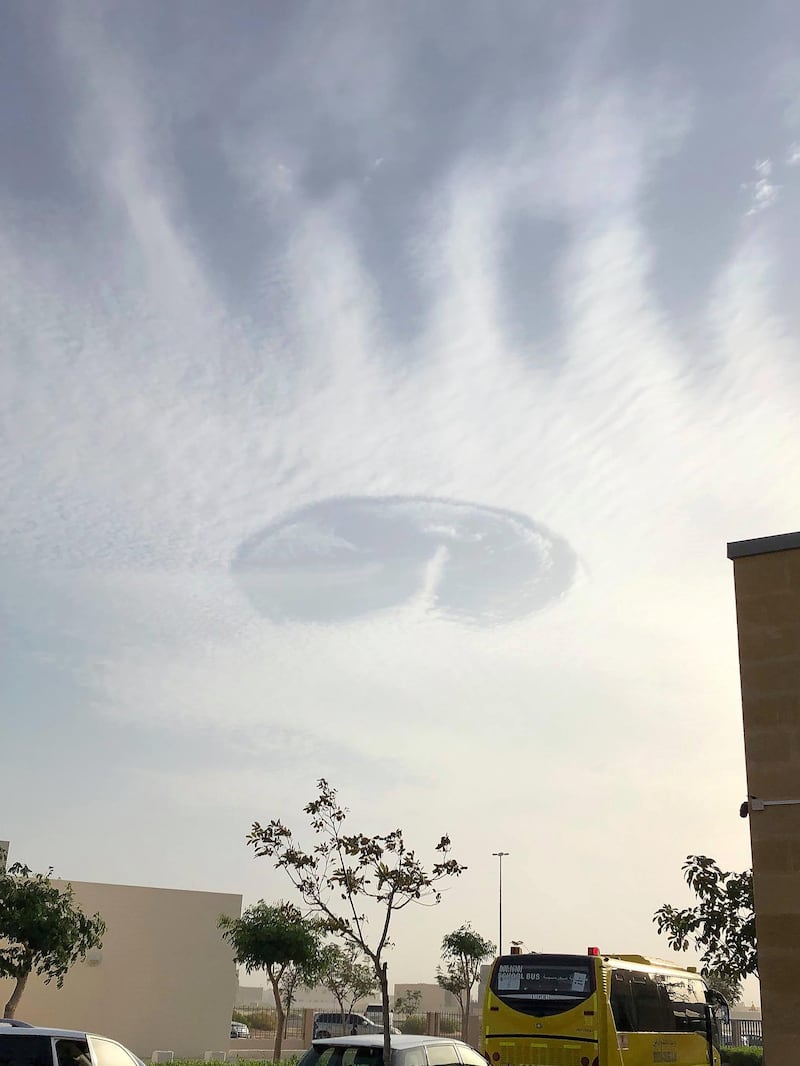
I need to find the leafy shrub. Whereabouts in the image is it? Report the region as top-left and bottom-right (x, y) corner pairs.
(721, 1049), (763, 1065)
(174, 1059), (297, 1066)
(437, 1016), (460, 1035)
(400, 1015), (427, 1035)
(232, 1009), (277, 1031)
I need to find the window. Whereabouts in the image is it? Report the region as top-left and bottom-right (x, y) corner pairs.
(0, 1036), (53, 1066)
(299, 1049), (343, 1066)
(397, 1049), (427, 1066)
(611, 970), (677, 1033)
(610, 970), (636, 1032)
(341, 1049), (383, 1066)
(660, 976), (706, 1034)
(457, 1047), (488, 1066)
(425, 1045), (460, 1066)
(87, 1040), (138, 1066)
(492, 956), (594, 1017)
(55, 1040), (92, 1066)
(630, 973), (674, 1032)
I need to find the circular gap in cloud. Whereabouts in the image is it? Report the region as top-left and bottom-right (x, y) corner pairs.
(232, 495), (578, 626)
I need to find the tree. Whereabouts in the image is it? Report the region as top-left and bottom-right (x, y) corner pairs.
(0, 863), (105, 1019)
(219, 901), (321, 1061)
(279, 961), (317, 1037)
(653, 855), (757, 985)
(394, 987), (422, 1017)
(704, 969), (742, 1008)
(319, 943), (377, 1032)
(436, 923), (495, 1041)
(248, 778), (466, 1066)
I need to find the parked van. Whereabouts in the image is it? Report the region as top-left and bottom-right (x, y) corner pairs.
(312, 1013), (399, 1039)
(365, 1005), (394, 1029)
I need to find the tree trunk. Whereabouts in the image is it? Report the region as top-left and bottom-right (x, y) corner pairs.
(460, 978), (470, 1043)
(379, 961), (391, 1066)
(4, 971), (29, 1019)
(268, 972), (285, 1063)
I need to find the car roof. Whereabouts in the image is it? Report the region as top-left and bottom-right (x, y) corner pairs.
(0, 1026), (90, 1039)
(312, 1036), (467, 1049)
(0, 1025), (135, 1044)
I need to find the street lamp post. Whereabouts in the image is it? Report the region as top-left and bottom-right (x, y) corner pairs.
(492, 851), (509, 955)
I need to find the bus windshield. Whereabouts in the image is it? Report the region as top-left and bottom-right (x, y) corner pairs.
(491, 956), (595, 1016)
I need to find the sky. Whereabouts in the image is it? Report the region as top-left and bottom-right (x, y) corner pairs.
(2, 0), (800, 1006)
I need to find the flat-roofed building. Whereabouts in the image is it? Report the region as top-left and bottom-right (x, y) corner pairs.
(0, 878), (241, 1059)
(728, 530), (800, 1064)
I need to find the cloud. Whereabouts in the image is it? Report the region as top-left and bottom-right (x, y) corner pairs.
(744, 157), (781, 214)
(3, 4), (799, 986)
(233, 496), (578, 625)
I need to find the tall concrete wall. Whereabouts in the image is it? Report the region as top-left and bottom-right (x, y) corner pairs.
(0, 879), (241, 1059)
(729, 532), (800, 1064)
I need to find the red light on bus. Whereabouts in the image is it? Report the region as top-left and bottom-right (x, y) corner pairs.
(588, 946), (600, 956)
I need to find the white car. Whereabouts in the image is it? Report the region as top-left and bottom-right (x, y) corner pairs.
(299, 1034), (488, 1066)
(0, 1021), (146, 1066)
(312, 1014), (400, 1039)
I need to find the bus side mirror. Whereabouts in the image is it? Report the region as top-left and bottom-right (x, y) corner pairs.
(707, 989), (730, 1025)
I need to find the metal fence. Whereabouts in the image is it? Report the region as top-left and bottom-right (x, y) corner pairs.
(393, 1011), (466, 1038)
(395, 1008), (763, 1050)
(720, 1016), (763, 1048)
(233, 1003), (306, 1039)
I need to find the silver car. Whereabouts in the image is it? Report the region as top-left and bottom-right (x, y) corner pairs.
(0, 1021), (147, 1066)
(312, 1014), (399, 1039)
(299, 1034), (488, 1066)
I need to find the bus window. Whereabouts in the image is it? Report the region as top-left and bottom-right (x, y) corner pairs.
(491, 955), (594, 1018)
(610, 970), (636, 1031)
(662, 976), (706, 1034)
(630, 973), (674, 1032)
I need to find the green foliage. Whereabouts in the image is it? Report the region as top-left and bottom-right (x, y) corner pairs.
(437, 1015), (460, 1035)
(232, 1008), (277, 1031)
(249, 780), (466, 943)
(248, 779), (465, 1066)
(219, 902), (321, 1060)
(0, 863), (105, 1018)
(394, 989), (422, 1016)
(319, 942), (377, 1016)
(436, 923), (495, 1039)
(653, 855), (756, 982)
(174, 1059), (298, 1066)
(720, 1049), (762, 1065)
(705, 968), (742, 1007)
(219, 901), (320, 979)
(399, 1016), (427, 1035)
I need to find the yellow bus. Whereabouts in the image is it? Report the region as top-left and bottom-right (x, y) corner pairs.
(482, 949), (729, 1066)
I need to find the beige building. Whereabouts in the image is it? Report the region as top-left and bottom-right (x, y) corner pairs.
(728, 530), (800, 1064)
(394, 983), (460, 1013)
(235, 984), (266, 1006)
(0, 879), (241, 1059)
